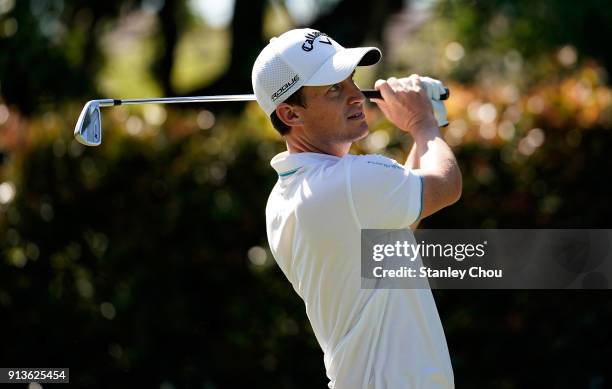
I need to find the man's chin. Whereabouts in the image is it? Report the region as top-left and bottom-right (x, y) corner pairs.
(354, 123), (370, 141)
(340, 122), (369, 145)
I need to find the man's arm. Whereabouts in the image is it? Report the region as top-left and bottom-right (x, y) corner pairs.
(405, 141), (419, 170)
(404, 142), (421, 230)
(374, 75), (462, 221)
(410, 124), (462, 219)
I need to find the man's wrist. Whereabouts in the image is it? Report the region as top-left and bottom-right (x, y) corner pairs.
(408, 122), (440, 139)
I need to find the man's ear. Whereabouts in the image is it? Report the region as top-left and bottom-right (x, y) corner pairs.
(276, 103), (303, 127)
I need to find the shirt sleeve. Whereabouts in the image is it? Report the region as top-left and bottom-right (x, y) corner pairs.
(348, 154), (423, 229)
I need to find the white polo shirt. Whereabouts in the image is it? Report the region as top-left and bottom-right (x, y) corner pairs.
(266, 151), (454, 389)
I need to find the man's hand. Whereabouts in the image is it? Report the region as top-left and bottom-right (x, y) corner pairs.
(372, 75), (438, 135)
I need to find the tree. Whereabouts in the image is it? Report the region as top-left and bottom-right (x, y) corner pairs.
(0, 1), (131, 114)
(439, 0), (612, 79)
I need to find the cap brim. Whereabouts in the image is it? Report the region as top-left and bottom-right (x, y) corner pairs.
(305, 47), (381, 86)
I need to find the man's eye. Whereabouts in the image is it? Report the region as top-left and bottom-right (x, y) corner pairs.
(329, 84), (340, 92)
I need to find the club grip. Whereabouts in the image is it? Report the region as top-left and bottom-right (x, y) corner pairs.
(362, 87), (450, 100)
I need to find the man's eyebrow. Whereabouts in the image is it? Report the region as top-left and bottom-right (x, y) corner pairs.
(324, 71), (357, 89)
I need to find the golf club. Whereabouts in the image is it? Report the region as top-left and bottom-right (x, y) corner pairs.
(74, 88), (449, 146)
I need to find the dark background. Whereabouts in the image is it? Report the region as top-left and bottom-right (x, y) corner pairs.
(1, 0), (611, 387)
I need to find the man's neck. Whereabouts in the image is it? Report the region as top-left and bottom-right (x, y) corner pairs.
(285, 130), (351, 157)
(286, 141), (350, 157)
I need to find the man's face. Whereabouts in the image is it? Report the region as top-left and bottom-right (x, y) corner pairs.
(293, 72), (368, 149)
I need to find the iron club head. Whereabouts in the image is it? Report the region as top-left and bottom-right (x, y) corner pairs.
(74, 100), (103, 146)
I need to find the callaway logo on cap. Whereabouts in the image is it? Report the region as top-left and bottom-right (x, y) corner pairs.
(251, 28), (382, 116)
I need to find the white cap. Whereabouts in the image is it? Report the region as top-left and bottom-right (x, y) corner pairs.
(252, 28), (381, 115)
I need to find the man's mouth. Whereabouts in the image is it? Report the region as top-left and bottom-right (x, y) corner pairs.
(347, 111), (364, 120)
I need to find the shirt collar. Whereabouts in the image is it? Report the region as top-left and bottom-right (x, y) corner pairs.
(270, 151), (341, 177)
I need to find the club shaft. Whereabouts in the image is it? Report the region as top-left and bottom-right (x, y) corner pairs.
(101, 90), (382, 106)
(110, 95), (258, 106)
(97, 88), (449, 108)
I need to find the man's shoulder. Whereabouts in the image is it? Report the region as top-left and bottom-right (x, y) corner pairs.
(267, 157), (349, 200)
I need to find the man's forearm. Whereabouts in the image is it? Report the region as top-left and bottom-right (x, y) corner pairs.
(405, 141), (419, 170)
(412, 125), (462, 208)
(405, 141), (420, 230)
(413, 127), (459, 180)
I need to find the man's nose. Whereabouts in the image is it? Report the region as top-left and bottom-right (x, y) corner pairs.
(347, 81), (365, 105)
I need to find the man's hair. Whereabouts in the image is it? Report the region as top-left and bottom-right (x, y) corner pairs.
(270, 87), (306, 135)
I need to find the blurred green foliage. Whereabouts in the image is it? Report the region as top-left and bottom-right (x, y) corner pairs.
(2, 0), (612, 388)
(0, 0), (129, 114)
(1, 106), (329, 387)
(438, 0), (612, 79)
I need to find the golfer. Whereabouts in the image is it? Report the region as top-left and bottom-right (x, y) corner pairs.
(252, 28), (461, 388)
